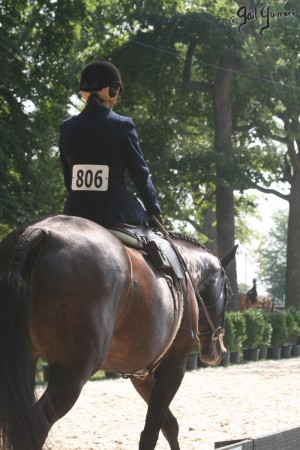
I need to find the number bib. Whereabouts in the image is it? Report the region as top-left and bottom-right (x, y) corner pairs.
(71, 164), (109, 191)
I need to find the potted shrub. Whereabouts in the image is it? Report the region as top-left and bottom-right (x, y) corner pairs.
(229, 312), (246, 364)
(284, 308), (300, 357)
(223, 312), (246, 365)
(243, 310), (265, 361)
(266, 312), (287, 359)
(221, 314), (233, 366)
(258, 313), (272, 359)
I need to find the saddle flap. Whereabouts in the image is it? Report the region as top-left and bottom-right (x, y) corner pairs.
(109, 224), (185, 279)
(144, 240), (171, 270)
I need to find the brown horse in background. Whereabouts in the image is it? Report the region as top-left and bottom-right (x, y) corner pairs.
(0, 215), (236, 450)
(238, 292), (272, 312)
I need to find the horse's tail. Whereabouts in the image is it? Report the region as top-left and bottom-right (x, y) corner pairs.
(0, 227), (46, 450)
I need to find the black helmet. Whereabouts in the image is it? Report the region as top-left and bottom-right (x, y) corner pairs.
(79, 59), (123, 93)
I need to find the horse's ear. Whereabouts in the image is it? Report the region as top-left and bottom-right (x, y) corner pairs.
(220, 244), (238, 269)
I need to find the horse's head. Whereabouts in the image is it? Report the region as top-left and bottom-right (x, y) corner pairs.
(258, 295), (272, 312)
(168, 233), (237, 366)
(196, 245), (238, 366)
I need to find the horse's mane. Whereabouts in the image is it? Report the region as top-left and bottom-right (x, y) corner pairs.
(169, 232), (210, 252)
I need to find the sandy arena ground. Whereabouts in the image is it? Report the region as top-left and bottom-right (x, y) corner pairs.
(42, 358), (300, 450)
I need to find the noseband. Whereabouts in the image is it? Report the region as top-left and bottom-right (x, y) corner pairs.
(199, 326), (225, 341)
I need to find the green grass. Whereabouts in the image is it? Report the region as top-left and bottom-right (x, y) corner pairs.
(35, 361), (107, 385)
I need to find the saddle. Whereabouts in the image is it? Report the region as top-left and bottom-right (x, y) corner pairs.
(108, 223), (185, 280)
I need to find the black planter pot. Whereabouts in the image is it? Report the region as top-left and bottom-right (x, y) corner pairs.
(243, 348), (260, 361)
(291, 344), (300, 357)
(186, 353), (198, 371)
(281, 345), (292, 359)
(248, 348), (260, 361)
(259, 347), (268, 359)
(243, 348), (250, 360)
(270, 346), (282, 360)
(230, 351), (240, 365)
(220, 352), (230, 367)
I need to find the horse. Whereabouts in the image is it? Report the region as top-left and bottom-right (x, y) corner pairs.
(0, 215), (237, 450)
(238, 292), (272, 312)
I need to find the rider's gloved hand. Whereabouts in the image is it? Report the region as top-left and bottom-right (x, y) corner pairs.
(149, 214), (163, 228)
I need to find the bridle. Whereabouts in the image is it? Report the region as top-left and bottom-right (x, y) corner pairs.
(190, 267), (229, 342)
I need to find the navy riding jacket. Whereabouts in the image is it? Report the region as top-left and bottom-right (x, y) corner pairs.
(59, 105), (162, 226)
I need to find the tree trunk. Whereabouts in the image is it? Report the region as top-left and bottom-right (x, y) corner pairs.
(283, 117), (300, 310)
(202, 208), (217, 254)
(213, 52), (239, 310)
(182, 43), (239, 309)
(285, 169), (300, 309)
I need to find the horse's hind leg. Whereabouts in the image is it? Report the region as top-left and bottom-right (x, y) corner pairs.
(130, 361), (185, 450)
(33, 364), (87, 449)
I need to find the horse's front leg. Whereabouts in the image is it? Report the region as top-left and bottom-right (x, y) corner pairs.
(131, 375), (181, 450)
(131, 359), (186, 450)
(161, 410), (181, 450)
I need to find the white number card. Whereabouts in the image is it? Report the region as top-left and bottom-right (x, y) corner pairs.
(71, 164), (109, 191)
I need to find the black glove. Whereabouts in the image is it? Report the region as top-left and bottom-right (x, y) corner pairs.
(149, 214), (163, 228)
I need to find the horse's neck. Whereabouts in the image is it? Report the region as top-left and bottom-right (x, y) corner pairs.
(174, 240), (218, 281)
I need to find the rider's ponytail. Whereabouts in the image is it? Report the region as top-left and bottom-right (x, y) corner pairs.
(85, 92), (103, 113)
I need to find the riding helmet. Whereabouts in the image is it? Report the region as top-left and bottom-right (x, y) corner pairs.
(79, 59), (123, 95)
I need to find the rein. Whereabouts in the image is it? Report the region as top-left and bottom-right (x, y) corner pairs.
(150, 216), (224, 342)
(196, 269), (227, 340)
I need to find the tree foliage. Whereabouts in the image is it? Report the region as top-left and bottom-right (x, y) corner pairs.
(0, 0), (299, 308)
(0, 0), (86, 236)
(257, 209), (288, 304)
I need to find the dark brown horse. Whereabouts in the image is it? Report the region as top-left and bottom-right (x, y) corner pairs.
(0, 215), (236, 450)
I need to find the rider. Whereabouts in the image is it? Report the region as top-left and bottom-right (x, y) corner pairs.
(59, 59), (162, 227)
(247, 278), (258, 304)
